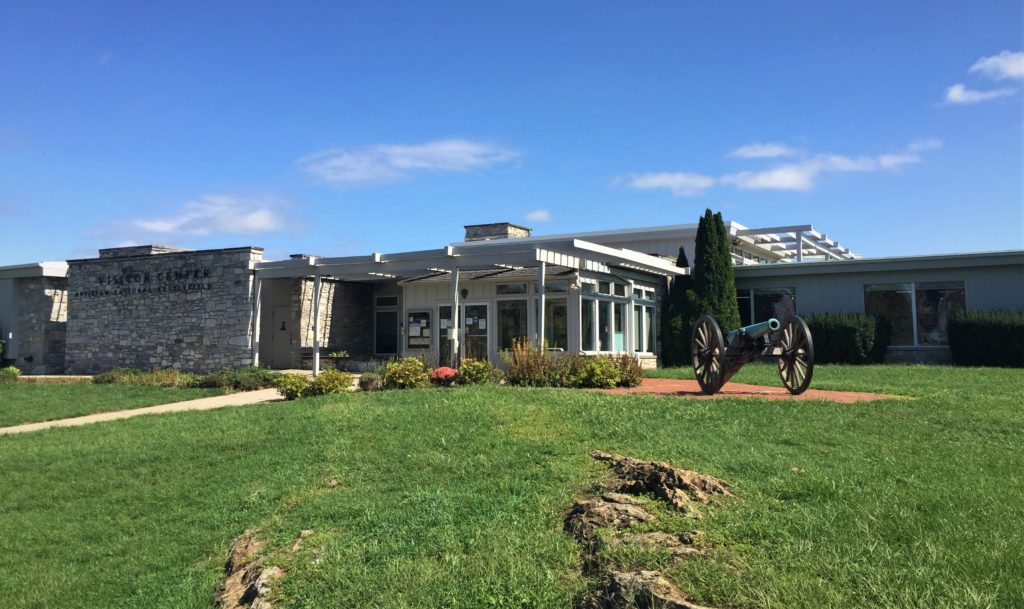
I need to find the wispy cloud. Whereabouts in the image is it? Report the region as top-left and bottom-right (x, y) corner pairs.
(299, 138), (519, 186)
(624, 140), (940, 195)
(525, 209), (552, 222)
(944, 83), (1015, 105)
(969, 50), (1024, 80)
(623, 172), (716, 197)
(727, 142), (798, 159)
(132, 194), (289, 236)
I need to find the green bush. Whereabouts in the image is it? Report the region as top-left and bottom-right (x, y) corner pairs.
(381, 357), (430, 389)
(93, 368), (198, 387)
(358, 372), (381, 391)
(577, 357), (621, 388)
(948, 310), (1024, 367)
(803, 313), (882, 364)
(307, 369), (354, 396)
(613, 354), (644, 387)
(457, 358), (503, 385)
(274, 373), (311, 400)
(501, 339), (554, 387)
(0, 365), (21, 383)
(548, 353), (587, 387)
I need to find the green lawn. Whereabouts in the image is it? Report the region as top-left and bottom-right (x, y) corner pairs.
(0, 383), (226, 427)
(0, 365), (1021, 608)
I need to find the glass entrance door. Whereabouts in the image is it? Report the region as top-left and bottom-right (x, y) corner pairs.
(438, 304), (489, 365)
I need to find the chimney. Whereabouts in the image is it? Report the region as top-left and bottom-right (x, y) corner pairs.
(463, 222), (532, 242)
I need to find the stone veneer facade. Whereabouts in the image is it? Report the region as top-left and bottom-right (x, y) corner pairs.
(14, 277), (68, 374)
(65, 246), (263, 374)
(292, 277), (374, 361)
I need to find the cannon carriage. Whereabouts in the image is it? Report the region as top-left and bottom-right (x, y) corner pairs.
(691, 314), (815, 395)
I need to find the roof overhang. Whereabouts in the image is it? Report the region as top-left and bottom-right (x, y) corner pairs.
(731, 224), (859, 262)
(254, 238), (686, 281)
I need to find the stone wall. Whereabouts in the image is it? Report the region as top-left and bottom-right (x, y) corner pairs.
(293, 278), (374, 358)
(14, 277), (68, 374)
(65, 246), (263, 374)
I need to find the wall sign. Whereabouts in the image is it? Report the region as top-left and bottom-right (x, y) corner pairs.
(407, 311), (431, 349)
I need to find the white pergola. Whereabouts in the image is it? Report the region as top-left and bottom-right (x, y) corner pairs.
(732, 224), (860, 263)
(251, 238), (685, 374)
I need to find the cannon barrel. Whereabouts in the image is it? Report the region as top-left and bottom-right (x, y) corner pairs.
(725, 318), (781, 346)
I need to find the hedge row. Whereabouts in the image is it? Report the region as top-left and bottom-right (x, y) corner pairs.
(802, 312), (890, 364)
(947, 310), (1024, 368)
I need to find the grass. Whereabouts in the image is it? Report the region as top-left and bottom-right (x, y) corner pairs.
(0, 365), (1021, 608)
(0, 383), (227, 427)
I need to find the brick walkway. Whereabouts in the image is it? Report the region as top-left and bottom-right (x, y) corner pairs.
(0, 388), (283, 435)
(600, 378), (896, 403)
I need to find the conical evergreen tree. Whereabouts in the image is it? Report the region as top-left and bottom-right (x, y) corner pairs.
(691, 209), (741, 333)
(659, 246), (693, 366)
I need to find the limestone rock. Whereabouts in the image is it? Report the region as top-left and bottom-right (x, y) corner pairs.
(590, 451), (733, 509)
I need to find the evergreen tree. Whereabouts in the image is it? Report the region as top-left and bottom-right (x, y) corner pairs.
(691, 209), (741, 333)
(659, 246), (693, 366)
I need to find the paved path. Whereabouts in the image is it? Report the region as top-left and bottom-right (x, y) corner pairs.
(600, 378), (897, 403)
(0, 388), (283, 435)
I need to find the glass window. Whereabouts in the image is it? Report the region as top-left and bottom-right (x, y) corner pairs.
(496, 283), (528, 295)
(633, 288), (644, 299)
(598, 281), (611, 295)
(599, 301), (612, 351)
(633, 305), (644, 352)
(376, 295), (399, 307)
(753, 287), (795, 322)
(375, 310), (399, 354)
(645, 306), (654, 353)
(545, 281), (568, 294)
(865, 283), (914, 346)
(581, 298), (596, 351)
(613, 302), (626, 351)
(613, 284), (626, 297)
(915, 282), (965, 346)
(545, 298), (568, 351)
(581, 282), (596, 294)
(497, 299), (528, 350)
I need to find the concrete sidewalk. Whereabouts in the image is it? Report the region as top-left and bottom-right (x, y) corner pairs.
(0, 388), (283, 435)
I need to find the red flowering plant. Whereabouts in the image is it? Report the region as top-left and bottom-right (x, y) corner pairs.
(429, 366), (459, 387)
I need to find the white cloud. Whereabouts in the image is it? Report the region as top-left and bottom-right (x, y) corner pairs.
(624, 172), (716, 197)
(969, 50), (1024, 80)
(525, 209), (552, 222)
(633, 139), (940, 194)
(133, 194), (287, 236)
(944, 83), (1015, 105)
(727, 142), (798, 159)
(299, 138), (519, 186)
(907, 138), (943, 152)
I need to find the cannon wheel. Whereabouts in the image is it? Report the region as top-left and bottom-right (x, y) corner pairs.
(692, 315), (726, 395)
(777, 316), (814, 395)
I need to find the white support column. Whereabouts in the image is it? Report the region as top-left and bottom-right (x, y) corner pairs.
(312, 273), (321, 377)
(626, 280), (635, 353)
(450, 266), (460, 367)
(251, 275), (262, 367)
(537, 261), (547, 347)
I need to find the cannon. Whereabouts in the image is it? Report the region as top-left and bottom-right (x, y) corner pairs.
(691, 314), (814, 395)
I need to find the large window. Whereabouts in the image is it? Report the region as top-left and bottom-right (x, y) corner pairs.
(737, 287), (795, 326)
(582, 279), (656, 353)
(375, 311), (399, 355)
(544, 298), (568, 351)
(864, 281), (965, 346)
(582, 298), (596, 351)
(497, 299), (528, 350)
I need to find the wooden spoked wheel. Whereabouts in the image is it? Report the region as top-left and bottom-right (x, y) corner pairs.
(777, 316), (814, 395)
(692, 315), (725, 395)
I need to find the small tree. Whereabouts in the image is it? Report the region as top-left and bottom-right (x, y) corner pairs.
(691, 209), (741, 333)
(660, 246), (694, 366)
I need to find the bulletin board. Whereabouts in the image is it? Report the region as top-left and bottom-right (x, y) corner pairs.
(407, 311), (432, 349)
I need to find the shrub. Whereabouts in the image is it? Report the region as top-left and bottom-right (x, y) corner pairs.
(430, 366), (459, 387)
(502, 338), (555, 387)
(548, 353), (588, 387)
(577, 357), (621, 388)
(0, 365), (20, 383)
(948, 310), (1024, 368)
(93, 368), (197, 387)
(221, 367), (280, 391)
(358, 372), (381, 391)
(660, 246), (694, 366)
(803, 313), (879, 364)
(691, 209), (741, 334)
(274, 373), (311, 400)
(613, 354), (644, 387)
(381, 357), (430, 389)
(457, 358), (502, 385)
(307, 369), (354, 396)
(93, 368), (141, 385)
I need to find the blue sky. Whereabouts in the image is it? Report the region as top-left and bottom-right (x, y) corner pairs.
(1, 1), (1021, 265)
